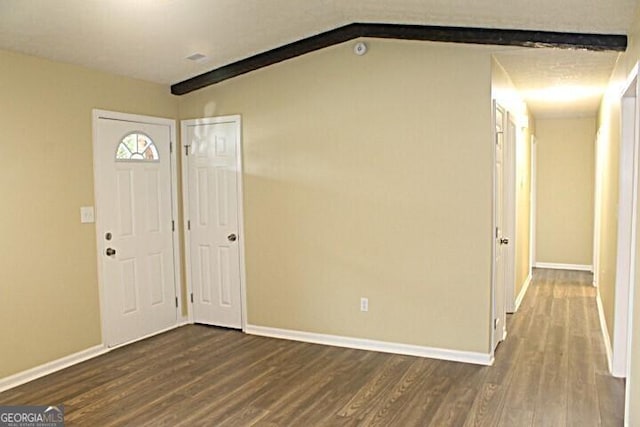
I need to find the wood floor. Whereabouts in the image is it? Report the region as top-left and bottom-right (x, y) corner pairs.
(0, 269), (625, 426)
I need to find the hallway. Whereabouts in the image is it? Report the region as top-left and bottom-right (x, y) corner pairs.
(0, 269), (625, 426)
(498, 268), (625, 426)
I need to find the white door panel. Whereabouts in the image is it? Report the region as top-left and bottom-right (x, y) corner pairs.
(184, 117), (243, 328)
(505, 114), (517, 313)
(95, 114), (177, 347)
(494, 103), (507, 351)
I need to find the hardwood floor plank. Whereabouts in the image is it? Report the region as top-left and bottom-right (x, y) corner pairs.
(335, 354), (415, 421)
(427, 363), (489, 426)
(350, 358), (437, 427)
(377, 374), (454, 427)
(567, 336), (599, 426)
(262, 350), (386, 426)
(501, 347), (543, 412)
(596, 372), (625, 427)
(497, 407), (534, 426)
(463, 382), (504, 427)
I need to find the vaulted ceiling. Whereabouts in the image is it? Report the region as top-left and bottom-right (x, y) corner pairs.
(0, 0), (637, 117)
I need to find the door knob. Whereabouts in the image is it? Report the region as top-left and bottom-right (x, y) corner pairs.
(499, 238), (509, 245)
(106, 248), (116, 256)
(227, 233), (237, 242)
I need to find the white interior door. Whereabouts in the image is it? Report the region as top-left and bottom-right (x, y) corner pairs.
(493, 103), (507, 350)
(94, 112), (178, 347)
(183, 116), (243, 329)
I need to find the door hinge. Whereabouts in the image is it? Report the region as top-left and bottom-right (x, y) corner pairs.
(187, 220), (191, 231)
(184, 145), (189, 156)
(495, 227), (499, 239)
(494, 318), (499, 329)
(190, 293), (194, 303)
(172, 220), (175, 232)
(170, 142), (173, 153)
(175, 297), (179, 308)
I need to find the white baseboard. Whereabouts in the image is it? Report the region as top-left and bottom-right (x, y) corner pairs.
(245, 325), (493, 366)
(0, 345), (108, 393)
(595, 289), (613, 373)
(514, 272), (532, 312)
(534, 262), (593, 272)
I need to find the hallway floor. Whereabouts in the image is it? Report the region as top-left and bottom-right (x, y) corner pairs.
(0, 268), (626, 426)
(498, 268), (625, 426)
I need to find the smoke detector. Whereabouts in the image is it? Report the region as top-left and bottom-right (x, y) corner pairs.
(354, 42), (367, 56)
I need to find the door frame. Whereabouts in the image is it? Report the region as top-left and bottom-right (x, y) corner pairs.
(92, 109), (184, 347)
(531, 135), (537, 270)
(180, 115), (248, 330)
(593, 129), (602, 286)
(613, 63), (639, 379)
(491, 101), (505, 355)
(505, 112), (517, 313)
(491, 101), (518, 356)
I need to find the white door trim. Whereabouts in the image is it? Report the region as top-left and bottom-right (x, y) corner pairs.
(491, 101), (505, 355)
(505, 112), (517, 313)
(531, 135), (537, 270)
(613, 64), (639, 379)
(92, 109), (184, 347)
(181, 115), (248, 330)
(593, 129), (602, 287)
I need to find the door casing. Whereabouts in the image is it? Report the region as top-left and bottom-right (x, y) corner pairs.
(492, 101), (506, 355)
(610, 62), (640, 388)
(92, 109), (184, 347)
(505, 113), (517, 314)
(181, 115), (248, 329)
(491, 101), (518, 358)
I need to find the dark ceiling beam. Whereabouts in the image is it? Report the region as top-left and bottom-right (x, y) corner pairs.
(171, 23), (627, 95)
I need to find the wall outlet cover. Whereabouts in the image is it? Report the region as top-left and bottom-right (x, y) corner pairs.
(80, 206), (95, 224)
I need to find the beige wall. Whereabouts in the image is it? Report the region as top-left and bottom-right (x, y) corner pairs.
(491, 58), (533, 304)
(180, 39), (494, 353)
(596, 104), (619, 346)
(516, 124), (533, 295)
(597, 5), (640, 423)
(0, 49), (178, 378)
(535, 117), (595, 266)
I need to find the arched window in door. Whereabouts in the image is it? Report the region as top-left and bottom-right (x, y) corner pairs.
(116, 132), (159, 161)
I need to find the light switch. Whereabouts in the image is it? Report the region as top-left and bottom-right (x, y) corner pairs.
(80, 206), (95, 224)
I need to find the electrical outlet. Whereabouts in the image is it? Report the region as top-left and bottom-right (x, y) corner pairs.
(360, 297), (368, 312)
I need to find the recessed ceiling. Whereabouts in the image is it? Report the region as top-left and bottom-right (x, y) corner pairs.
(0, 0), (636, 117)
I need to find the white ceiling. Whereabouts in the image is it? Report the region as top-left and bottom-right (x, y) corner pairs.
(0, 0), (637, 117)
(494, 49), (621, 118)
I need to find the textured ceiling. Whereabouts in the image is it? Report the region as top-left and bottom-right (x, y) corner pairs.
(344, 0), (636, 33)
(0, 0), (637, 117)
(494, 49), (621, 117)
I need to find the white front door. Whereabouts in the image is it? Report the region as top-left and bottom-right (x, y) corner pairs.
(183, 116), (243, 329)
(94, 111), (178, 347)
(493, 103), (507, 350)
